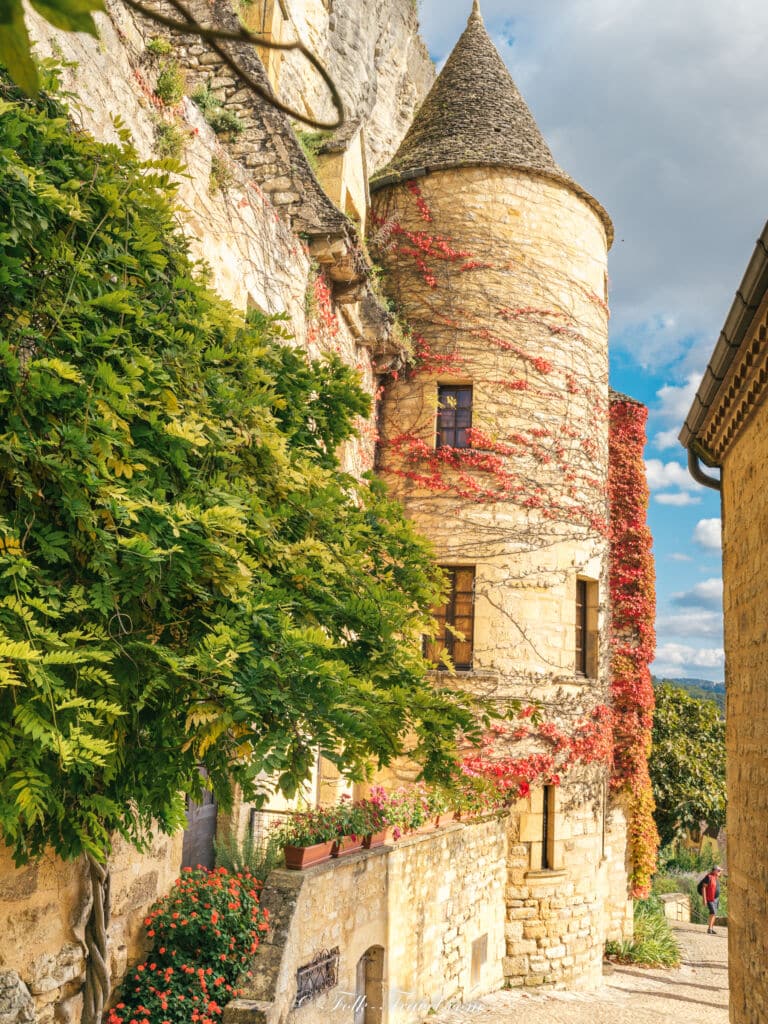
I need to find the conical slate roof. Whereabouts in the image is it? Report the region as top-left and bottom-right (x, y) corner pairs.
(371, 1), (613, 245)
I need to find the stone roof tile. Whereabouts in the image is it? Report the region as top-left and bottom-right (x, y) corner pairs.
(371, 1), (613, 245)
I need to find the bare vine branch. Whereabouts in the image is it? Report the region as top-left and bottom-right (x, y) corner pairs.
(122, 0), (345, 130)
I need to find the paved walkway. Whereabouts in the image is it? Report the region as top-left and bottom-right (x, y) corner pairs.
(424, 922), (728, 1024)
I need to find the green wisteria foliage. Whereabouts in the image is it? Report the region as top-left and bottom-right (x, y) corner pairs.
(0, 73), (483, 866)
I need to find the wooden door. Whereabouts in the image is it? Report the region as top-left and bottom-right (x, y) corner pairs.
(181, 788), (217, 870)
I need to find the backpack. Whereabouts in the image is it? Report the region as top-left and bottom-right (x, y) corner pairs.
(697, 873), (710, 896)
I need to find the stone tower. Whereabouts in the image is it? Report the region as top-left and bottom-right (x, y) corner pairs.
(370, 2), (631, 989)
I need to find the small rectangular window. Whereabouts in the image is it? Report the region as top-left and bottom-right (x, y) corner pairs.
(575, 579), (588, 676)
(541, 785), (555, 870)
(425, 566), (475, 671)
(575, 578), (598, 678)
(436, 385), (472, 449)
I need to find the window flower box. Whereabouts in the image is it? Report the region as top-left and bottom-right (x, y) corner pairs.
(331, 835), (364, 857)
(283, 840), (335, 870)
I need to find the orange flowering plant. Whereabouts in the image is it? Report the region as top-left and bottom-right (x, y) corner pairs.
(107, 867), (269, 1024)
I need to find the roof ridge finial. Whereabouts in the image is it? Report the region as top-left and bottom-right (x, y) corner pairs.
(471, 0), (482, 19)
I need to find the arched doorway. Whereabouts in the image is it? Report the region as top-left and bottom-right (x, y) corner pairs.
(354, 946), (384, 1024)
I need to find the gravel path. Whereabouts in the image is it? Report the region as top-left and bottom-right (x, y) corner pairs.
(423, 922), (728, 1024)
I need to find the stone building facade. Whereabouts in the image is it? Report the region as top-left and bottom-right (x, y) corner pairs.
(369, 2), (630, 991)
(0, 1), (638, 1020)
(681, 220), (768, 1024)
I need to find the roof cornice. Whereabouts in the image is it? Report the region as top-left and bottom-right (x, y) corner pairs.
(680, 221), (768, 463)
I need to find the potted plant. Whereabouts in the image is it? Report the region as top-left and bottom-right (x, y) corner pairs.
(428, 786), (455, 827)
(272, 809), (338, 869)
(332, 797), (372, 856)
(363, 787), (396, 846)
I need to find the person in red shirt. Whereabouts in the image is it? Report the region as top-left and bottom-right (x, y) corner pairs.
(703, 866), (723, 934)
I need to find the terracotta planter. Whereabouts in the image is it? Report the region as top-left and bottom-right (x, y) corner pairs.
(331, 835), (364, 857)
(283, 840), (335, 870)
(434, 811), (456, 827)
(363, 828), (395, 848)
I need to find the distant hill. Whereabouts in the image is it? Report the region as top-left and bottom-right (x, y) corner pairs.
(652, 675), (725, 711)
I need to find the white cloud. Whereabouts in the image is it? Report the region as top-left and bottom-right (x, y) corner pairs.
(693, 518), (722, 551)
(672, 577), (723, 610)
(654, 492), (701, 506)
(656, 610), (722, 640)
(653, 427), (681, 450)
(653, 642), (725, 674)
(669, 552), (693, 562)
(654, 375), (703, 426)
(645, 459), (698, 491)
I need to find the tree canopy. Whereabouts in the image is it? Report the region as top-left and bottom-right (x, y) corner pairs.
(0, 72), (482, 866)
(649, 681), (726, 848)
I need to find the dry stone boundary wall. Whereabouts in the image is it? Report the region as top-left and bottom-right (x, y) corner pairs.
(225, 819), (507, 1024)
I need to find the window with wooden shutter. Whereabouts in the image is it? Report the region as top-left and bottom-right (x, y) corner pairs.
(425, 566), (475, 671)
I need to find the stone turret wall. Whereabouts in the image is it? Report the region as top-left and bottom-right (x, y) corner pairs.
(373, 167), (610, 684)
(371, 165), (621, 988)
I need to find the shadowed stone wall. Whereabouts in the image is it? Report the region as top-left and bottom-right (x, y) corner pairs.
(721, 391), (768, 1024)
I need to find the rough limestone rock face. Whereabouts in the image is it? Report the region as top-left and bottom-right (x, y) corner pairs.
(26, 947), (84, 998)
(277, 0), (435, 172)
(0, 972), (35, 1024)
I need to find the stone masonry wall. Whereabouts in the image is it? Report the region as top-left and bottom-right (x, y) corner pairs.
(0, 834), (183, 1024)
(721, 393), (768, 1024)
(504, 780), (625, 990)
(274, 0), (435, 173)
(225, 819), (507, 1024)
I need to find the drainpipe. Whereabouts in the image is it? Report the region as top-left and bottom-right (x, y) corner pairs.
(687, 447), (721, 492)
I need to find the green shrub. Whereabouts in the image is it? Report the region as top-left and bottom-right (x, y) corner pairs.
(155, 59), (186, 105)
(154, 119), (187, 160)
(208, 108), (245, 137)
(658, 843), (718, 874)
(209, 153), (234, 193)
(605, 896), (680, 967)
(295, 129), (330, 172)
(215, 827), (282, 881)
(106, 868), (268, 1024)
(146, 36), (173, 56)
(191, 84), (245, 137)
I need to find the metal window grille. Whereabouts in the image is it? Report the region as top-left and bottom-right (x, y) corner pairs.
(436, 385), (473, 449)
(294, 948), (340, 1007)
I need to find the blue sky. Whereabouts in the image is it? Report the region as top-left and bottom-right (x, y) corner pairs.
(414, 0), (768, 681)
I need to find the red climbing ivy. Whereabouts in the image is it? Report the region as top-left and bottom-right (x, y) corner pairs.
(462, 705), (614, 799)
(608, 395), (659, 897)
